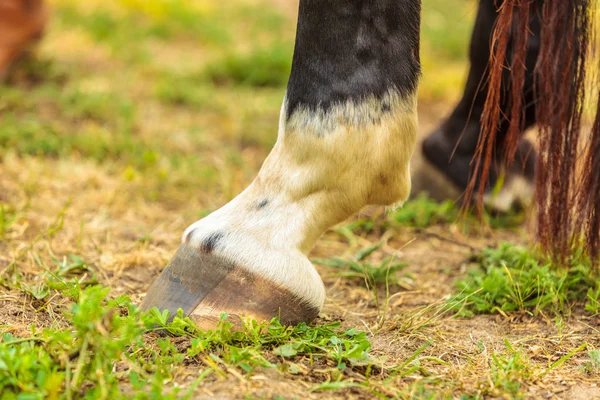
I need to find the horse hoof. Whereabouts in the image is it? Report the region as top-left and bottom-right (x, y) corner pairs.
(411, 129), (536, 213)
(140, 244), (320, 330)
(410, 149), (463, 203)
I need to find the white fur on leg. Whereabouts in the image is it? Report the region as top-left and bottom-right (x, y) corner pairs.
(184, 89), (418, 312)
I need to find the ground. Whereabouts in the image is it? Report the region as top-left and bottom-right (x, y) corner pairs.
(1, 0), (599, 399)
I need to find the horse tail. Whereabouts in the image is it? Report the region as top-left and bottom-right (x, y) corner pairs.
(468, 0), (600, 262)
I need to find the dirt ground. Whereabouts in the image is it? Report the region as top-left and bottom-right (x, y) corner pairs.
(1, 0), (599, 399)
(3, 107), (599, 399)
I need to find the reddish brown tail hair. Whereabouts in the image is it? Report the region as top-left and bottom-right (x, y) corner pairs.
(469, 0), (600, 262)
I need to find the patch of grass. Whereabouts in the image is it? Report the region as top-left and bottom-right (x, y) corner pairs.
(55, 2), (229, 63)
(55, 1), (289, 69)
(0, 203), (21, 241)
(391, 300), (456, 338)
(147, 308), (378, 374)
(580, 350), (600, 375)
(487, 339), (536, 398)
(313, 244), (408, 290)
(204, 42), (293, 87)
(389, 194), (460, 228)
(312, 340), (441, 396)
(4, 57), (69, 86)
(56, 7), (149, 64)
(0, 113), (148, 165)
(119, 0), (233, 44)
(335, 218), (377, 239)
(585, 284), (600, 314)
(421, 0), (474, 61)
(0, 286), (181, 399)
(1, 264), (385, 398)
(450, 243), (597, 316)
(2, 253), (97, 301)
(0, 81), (135, 149)
(388, 194), (525, 229)
(474, 339), (588, 398)
(59, 87), (135, 127)
(0, 84), (214, 177)
(1, 82), (134, 128)
(153, 74), (214, 108)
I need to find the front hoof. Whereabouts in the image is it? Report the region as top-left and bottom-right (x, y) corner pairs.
(140, 244), (320, 330)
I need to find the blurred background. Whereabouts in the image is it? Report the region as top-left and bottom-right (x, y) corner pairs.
(1, 0), (475, 203)
(0, 0), (476, 282)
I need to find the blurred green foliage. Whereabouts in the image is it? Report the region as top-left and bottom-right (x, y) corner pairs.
(2, 0), (474, 171)
(0, 0), (478, 213)
(204, 42), (293, 87)
(422, 0), (475, 61)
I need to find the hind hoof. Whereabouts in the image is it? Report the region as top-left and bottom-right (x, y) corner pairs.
(411, 128), (536, 213)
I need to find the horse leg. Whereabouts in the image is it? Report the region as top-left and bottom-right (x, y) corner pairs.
(141, 0), (421, 328)
(413, 0), (541, 211)
(0, 0), (47, 80)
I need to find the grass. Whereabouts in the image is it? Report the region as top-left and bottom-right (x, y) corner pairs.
(2, 207), (594, 399)
(477, 339), (589, 398)
(585, 284), (600, 314)
(388, 194), (526, 230)
(389, 195), (461, 228)
(451, 243), (598, 316)
(327, 194), (525, 250)
(1, 0), (598, 398)
(54, 2), (232, 63)
(580, 350), (600, 375)
(313, 244), (409, 291)
(419, 0), (474, 100)
(153, 73), (214, 108)
(0, 278), (395, 398)
(204, 42), (293, 87)
(487, 340), (536, 398)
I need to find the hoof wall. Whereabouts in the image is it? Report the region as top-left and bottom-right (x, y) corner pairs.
(140, 244), (319, 330)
